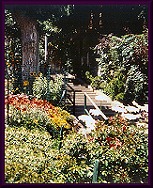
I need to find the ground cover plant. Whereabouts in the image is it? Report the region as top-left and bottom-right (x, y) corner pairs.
(5, 111), (148, 183)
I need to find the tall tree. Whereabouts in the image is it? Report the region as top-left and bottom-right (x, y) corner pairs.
(12, 10), (39, 82)
(5, 5), (72, 93)
(5, 4), (148, 91)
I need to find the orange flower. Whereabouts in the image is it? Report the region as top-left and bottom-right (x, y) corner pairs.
(23, 80), (29, 87)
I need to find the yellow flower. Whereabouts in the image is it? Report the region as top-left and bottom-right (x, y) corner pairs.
(33, 119), (38, 124)
(6, 62), (11, 67)
(23, 80), (29, 87)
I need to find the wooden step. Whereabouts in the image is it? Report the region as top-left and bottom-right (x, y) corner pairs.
(65, 77), (115, 120)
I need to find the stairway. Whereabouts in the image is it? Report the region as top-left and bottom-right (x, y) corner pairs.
(65, 78), (115, 118)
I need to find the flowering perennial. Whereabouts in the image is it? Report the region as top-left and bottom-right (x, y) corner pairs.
(5, 93), (72, 130)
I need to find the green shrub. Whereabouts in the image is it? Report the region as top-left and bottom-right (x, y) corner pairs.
(104, 72), (125, 101)
(5, 127), (91, 183)
(93, 31), (148, 104)
(5, 114), (148, 183)
(124, 65), (148, 104)
(33, 74), (63, 105)
(60, 114), (148, 183)
(5, 126), (60, 183)
(85, 71), (107, 91)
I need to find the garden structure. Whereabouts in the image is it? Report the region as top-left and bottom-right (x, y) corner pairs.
(4, 4), (148, 184)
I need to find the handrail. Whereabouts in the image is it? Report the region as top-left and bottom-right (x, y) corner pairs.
(84, 92), (108, 121)
(66, 83), (75, 91)
(66, 83), (76, 115)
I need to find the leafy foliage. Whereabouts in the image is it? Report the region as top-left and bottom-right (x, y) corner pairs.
(88, 30), (148, 104)
(32, 74), (63, 105)
(124, 65), (148, 104)
(5, 126), (59, 183)
(60, 114), (148, 183)
(5, 104), (148, 183)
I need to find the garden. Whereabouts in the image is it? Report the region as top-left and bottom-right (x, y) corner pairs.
(5, 92), (148, 183)
(5, 4), (148, 184)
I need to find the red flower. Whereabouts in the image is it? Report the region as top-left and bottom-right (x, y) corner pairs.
(109, 137), (122, 149)
(106, 137), (112, 142)
(122, 125), (126, 132)
(5, 94), (58, 117)
(16, 106), (21, 111)
(88, 137), (94, 142)
(22, 107), (27, 112)
(109, 143), (116, 148)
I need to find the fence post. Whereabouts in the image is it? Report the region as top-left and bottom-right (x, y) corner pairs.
(92, 159), (99, 183)
(6, 79), (9, 125)
(73, 91), (75, 115)
(84, 94), (87, 113)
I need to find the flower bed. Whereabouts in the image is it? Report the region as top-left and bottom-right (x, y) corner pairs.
(5, 94), (148, 183)
(5, 93), (72, 136)
(5, 113), (148, 183)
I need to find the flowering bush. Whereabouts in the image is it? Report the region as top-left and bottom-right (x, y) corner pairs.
(5, 93), (72, 137)
(90, 115), (148, 183)
(60, 114), (148, 183)
(49, 108), (72, 129)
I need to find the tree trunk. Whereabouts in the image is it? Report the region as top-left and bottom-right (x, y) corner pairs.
(13, 12), (39, 94)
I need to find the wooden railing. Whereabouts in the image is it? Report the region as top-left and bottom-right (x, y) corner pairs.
(66, 83), (76, 115)
(84, 92), (108, 121)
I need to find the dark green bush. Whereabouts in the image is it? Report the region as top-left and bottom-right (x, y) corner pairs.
(92, 30), (148, 104)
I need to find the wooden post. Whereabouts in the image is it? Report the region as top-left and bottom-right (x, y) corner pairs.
(73, 91), (75, 115)
(92, 159), (99, 183)
(84, 94), (87, 113)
